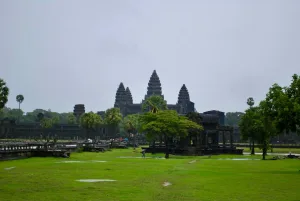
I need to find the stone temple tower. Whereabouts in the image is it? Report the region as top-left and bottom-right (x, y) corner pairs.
(73, 104), (85, 122)
(114, 82), (127, 108)
(177, 84), (192, 114)
(125, 87), (133, 105)
(144, 70), (164, 100)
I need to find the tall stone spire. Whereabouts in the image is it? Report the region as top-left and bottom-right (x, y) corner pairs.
(177, 84), (190, 104)
(125, 87), (133, 104)
(144, 70), (163, 100)
(114, 82), (127, 107)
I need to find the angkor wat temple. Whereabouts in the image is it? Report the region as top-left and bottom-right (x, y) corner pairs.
(112, 70), (195, 116)
(0, 70), (244, 155)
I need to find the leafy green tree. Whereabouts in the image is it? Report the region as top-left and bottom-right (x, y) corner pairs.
(142, 95), (167, 113)
(37, 112), (44, 122)
(225, 112), (244, 126)
(186, 112), (204, 147)
(257, 100), (277, 160)
(80, 112), (103, 139)
(239, 99), (259, 155)
(67, 113), (77, 124)
(139, 110), (203, 159)
(40, 118), (54, 129)
(104, 108), (122, 138)
(122, 114), (141, 149)
(0, 78), (9, 110)
(286, 74), (300, 134)
(247, 97), (256, 154)
(16, 94), (24, 122)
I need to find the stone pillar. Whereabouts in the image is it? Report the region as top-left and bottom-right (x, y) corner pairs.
(230, 130), (233, 148)
(205, 131), (208, 147)
(222, 131), (225, 146)
(215, 130), (219, 146)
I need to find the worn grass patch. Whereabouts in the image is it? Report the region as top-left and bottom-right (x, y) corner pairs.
(0, 149), (299, 201)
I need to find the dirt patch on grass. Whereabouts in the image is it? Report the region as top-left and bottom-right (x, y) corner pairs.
(4, 167), (15, 170)
(56, 160), (107, 163)
(76, 179), (116, 182)
(217, 158), (260, 161)
(162, 181), (172, 187)
(189, 160), (197, 164)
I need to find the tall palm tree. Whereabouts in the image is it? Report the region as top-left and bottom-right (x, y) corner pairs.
(104, 108), (122, 139)
(16, 94), (24, 123)
(247, 97), (254, 108)
(247, 97), (255, 155)
(0, 78), (9, 110)
(142, 95), (167, 113)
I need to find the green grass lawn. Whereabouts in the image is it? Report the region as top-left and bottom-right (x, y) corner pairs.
(0, 149), (300, 201)
(239, 147), (300, 154)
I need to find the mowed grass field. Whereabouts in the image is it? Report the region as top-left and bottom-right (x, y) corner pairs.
(0, 149), (300, 201)
(239, 147), (300, 154)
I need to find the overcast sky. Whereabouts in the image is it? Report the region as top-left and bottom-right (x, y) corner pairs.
(1, 0), (299, 113)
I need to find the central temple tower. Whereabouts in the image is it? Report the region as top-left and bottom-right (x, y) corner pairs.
(144, 70), (164, 101)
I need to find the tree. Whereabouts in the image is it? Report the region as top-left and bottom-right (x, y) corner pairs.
(139, 110), (203, 159)
(247, 97), (254, 108)
(16, 94), (24, 122)
(67, 113), (77, 124)
(225, 112), (244, 126)
(0, 78), (9, 110)
(142, 95), (167, 113)
(80, 112), (103, 139)
(257, 100), (277, 160)
(40, 118), (54, 129)
(239, 105), (259, 155)
(286, 74), (300, 134)
(104, 108), (122, 138)
(37, 112), (44, 122)
(186, 112), (204, 147)
(246, 97), (256, 154)
(122, 114), (141, 149)
(239, 104), (276, 160)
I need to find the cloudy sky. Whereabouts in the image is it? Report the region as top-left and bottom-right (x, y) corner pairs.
(1, 0), (299, 113)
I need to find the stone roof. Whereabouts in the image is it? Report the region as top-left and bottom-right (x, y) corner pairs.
(199, 113), (219, 123)
(145, 70), (163, 99)
(178, 84), (190, 103)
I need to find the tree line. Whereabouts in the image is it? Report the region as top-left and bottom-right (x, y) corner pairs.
(1, 78), (203, 160)
(239, 74), (300, 159)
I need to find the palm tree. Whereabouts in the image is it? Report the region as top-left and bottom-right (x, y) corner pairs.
(247, 97), (254, 108)
(247, 97), (255, 155)
(16, 94), (24, 123)
(0, 78), (9, 110)
(142, 95), (167, 113)
(104, 108), (122, 139)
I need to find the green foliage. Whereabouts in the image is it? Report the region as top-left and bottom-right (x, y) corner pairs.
(16, 94), (24, 105)
(37, 113), (44, 122)
(0, 78), (9, 109)
(140, 110), (203, 142)
(80, 112), (103, 130)
(239, 107), (260, 141)
(247, 97), (254, 108)
(104, 107), (122, 125)
(239, 74), (300, 159)
(142, 95), (167, 113)
(263, 74), (300, 135)
(122, 114), (141, 134)
(1, 108), (24, 120)
(225, 112), (244, 126)
(186, 112), (203, 136)
(186, 112), (202, 125)
(67, 113), (77, 124)
(40, 118), (54, 129)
